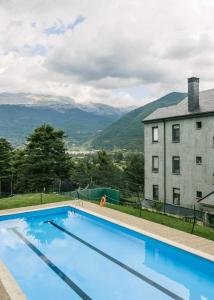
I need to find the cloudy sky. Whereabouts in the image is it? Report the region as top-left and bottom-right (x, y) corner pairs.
(0, 0), (214, 107)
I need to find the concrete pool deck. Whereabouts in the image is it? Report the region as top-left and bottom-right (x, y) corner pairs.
(0, 260), (27, 300)
(0, 199), (214, 299)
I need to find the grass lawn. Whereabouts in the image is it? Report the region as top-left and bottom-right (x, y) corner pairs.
(0, 193), (73, 210)
(0, 193), (213, 241)
(104, 202), (214, 241)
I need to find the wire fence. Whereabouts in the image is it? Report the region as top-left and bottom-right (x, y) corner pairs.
(62, 187), (120, 205)
(64, 184), (207, 227)
(59, 178), (204, 221)
(142, 198), (204, 220)
(1, 173), (211, 227)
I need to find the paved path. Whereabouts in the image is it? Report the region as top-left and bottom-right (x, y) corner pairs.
(0, 281), (10, 300)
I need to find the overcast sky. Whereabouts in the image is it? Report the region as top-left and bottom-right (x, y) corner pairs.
(0, 0), (214, 107)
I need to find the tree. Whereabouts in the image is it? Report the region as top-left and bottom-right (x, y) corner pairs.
(71, 156), (94, 188)
(71, 150), (124, 190)
(0, 138), (13, 196)
(113, 151), (124, 162)
(124, 153), (144, 192)
(13, 149), (29, 193)
(91, 150), (123, 188)
(21, 124), (71, 192)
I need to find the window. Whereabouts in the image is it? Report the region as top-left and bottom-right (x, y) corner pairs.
(172, 124), (180, 142)
(196, 156), (202, 165)
(152, 126), (159, 142)
(152, 156), (159, 172)
(196, 121), (202, 129)
(173, 188), (180, 205)
(172, 156), (180, 174)
(153, 185), (159, 200)
(196, 191), (202, 199)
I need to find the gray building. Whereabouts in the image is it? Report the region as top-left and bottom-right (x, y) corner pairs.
(143, 77), (214, 222)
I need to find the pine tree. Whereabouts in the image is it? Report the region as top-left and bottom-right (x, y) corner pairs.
(92, 150), (123, 188)
(22, 124), (71, 192)
(0, 138), (13, 196)
(124, 153), (144, 192)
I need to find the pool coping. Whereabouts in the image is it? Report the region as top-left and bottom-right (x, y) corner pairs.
(70, 203), (214, 263)
(0, 200), (214, 299)
(0, 260), (27, 300)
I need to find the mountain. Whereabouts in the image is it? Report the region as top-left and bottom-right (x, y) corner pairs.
(0, 93), (132, 147)
(0, 92), (132, 116)
(86, 92), (187, 151)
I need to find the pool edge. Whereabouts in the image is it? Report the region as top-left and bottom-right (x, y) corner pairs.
(69, 203), (214, 263)
(0, 260), (27, 300)
(0, 200), (214, 299)
(1, 201), (213, 263)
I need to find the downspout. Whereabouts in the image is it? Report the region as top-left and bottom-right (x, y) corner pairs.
(163, 120), (166, 212)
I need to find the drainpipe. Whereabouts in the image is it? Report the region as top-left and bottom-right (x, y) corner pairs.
(163, 120), (166, 212)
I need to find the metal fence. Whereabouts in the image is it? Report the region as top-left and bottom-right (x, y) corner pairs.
(143, 198), (204, 220)
(62, 187), (120, 205)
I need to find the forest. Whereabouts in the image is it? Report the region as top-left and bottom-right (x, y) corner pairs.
(0, 124), (144, 197)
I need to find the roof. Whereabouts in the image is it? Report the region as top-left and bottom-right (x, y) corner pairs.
(144, 89), (214, 122)
(198, 191), (214, 207)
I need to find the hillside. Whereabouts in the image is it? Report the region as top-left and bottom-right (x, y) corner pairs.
(87, 92), (187, 150)
(0, 93), (130, 147)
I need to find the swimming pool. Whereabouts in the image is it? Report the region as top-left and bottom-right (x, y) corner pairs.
(0, 205), (213, 300)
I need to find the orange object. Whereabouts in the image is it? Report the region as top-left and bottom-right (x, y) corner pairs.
(100, 195), (107, 207)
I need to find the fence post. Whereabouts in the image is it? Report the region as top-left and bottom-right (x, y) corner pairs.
(191, 205), (196, 234)
(40, 193), (43, 204)
(137, 192), (142, 217)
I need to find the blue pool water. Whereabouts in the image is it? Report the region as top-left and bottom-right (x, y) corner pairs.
(0, 206), (213, 300)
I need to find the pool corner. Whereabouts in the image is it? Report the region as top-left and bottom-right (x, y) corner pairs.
(0, 260), (27, 300)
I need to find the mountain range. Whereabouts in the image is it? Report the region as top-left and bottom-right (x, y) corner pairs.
(0, 93), (132, 147)
(0, 92), (187, 150)
(86, 92), (187, 150)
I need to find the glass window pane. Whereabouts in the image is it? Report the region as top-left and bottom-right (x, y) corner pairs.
(172, 156), (180, 174)
(154, 157), (158, 168)
(172, 124), (180, 142)
(173, 188), (180, 205)
(196, 191), (202, 199)
(152, 127), (158, 142)
(196, 156), (202, 164)
(196, 121), (202, 129)
(153, 185), (159, 200)
(152, 156), (159, 172)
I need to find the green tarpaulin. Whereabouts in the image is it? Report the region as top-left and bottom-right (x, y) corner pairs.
(63, 188), (120, 204)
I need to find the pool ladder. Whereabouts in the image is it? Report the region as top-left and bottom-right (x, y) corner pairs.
(72, 199), (83, 214)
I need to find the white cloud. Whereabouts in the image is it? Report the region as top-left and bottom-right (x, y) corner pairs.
(0, 0), (214, 107)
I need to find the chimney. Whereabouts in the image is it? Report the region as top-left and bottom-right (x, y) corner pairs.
(188, 77), (199, 112)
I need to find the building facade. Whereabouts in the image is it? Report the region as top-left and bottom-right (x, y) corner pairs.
(143, 78), (214, 215)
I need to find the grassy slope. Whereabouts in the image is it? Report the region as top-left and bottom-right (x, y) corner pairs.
(88, 92), (187, 150)
(0, 193), (72, 210)
(0, 194), (213, 241)
(104, 203), (214, 241)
